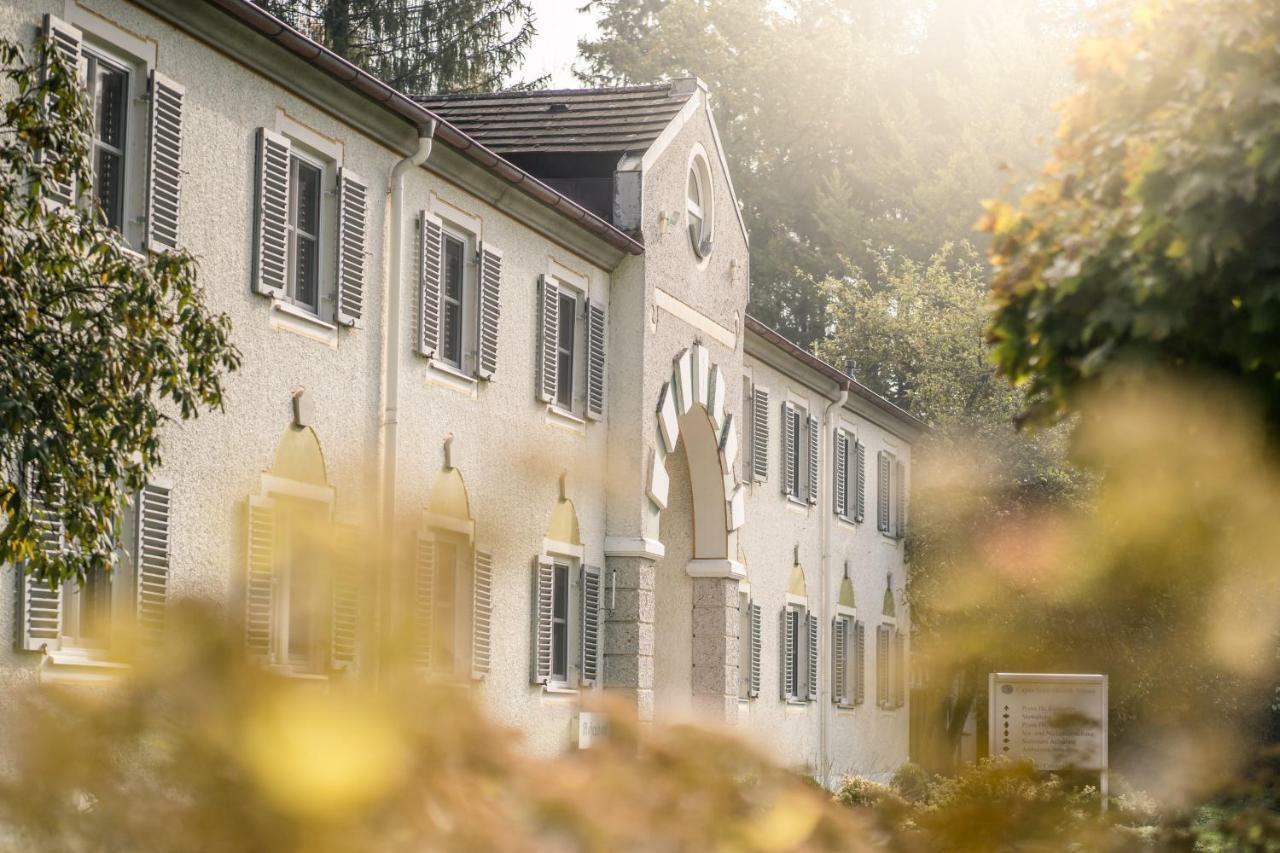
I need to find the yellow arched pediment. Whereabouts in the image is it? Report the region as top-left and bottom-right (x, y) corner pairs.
(270, 425), (328, 486)
(548, 497), (581, 546)
(787, 563), (808, 598)
(428, 467), (472, 522)
(882, 586), (896, 618)
(838, 577), (856, 610)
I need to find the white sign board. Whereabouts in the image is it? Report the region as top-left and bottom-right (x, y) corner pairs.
(574, 711), (609, 749)
(989, 673), (1108, 772)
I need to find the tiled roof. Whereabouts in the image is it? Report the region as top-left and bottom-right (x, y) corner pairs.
(416, 82), (697, 155)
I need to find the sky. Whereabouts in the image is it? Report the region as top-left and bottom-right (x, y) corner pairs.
(511, 0), (602, 89)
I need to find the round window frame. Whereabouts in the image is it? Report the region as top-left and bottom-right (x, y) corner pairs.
(686, 148), (714, 261)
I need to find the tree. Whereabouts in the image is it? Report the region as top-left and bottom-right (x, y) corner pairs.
(0, 37), (239, 588)
(256, 0), (539, 93)
(984, 0), (1280, 432)
(581, 0), (1083, 348)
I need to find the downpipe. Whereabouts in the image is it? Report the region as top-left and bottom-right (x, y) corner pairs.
(820, 380), (849, 787)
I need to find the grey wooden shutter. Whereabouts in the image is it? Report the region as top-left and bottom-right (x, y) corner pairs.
(40, 15), (81, 210)
(19, 471), (64, 652)
(781, 402), (796, 496)
(853, 620), (867, 705)
(806, 415), (820, 505)
(471, 549), (493, 680)
(877, 451), (891, 533)
(896, 460), (908, 539)
(748, 601), (762, 698)
(330, 524), (360, 671)
(532, 557), (555, 684)
(412, 531), (435, 671)
(876, 625), (890, 708)
(417, 212), (443, 357)
(751, 387), (769, 482)
(833, 429), (848, 518)
(586, 301), (607, 420)
(854, 440), (867, 523)
(335, 168), (368, 327)
(537, 276), (560, 403)
(252, 128), (291, 298)
(780, 607), (795, 699)
(895, 629), (907, 708)
(144, 72), (184, 253)
(580, 564), (602, 686)
(805, 609), (819, 702)
(244, 496), (276, 657)
(135, 480), (172, 651)
(831, 616), (847, 705)
(476, 244), (503, 380)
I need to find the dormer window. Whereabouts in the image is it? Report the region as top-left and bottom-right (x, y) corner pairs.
(686, 151), (713, 259)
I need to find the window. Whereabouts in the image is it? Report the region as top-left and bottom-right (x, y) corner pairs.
(551, 562), (570, 681)
(532, 557), (603, 689)
(440, 233), (468, 369)
(738, 591), (761, 700)
(786, 406), (803, 498)
(276, 497), (330, 672)
(832, 613), (866, 708)
(63, 562), (113, 649)
(834, 429), (865, 522)
(877, 451), (907, 537)
(686, 151), (713, 258)
(876, 623), (907, 710)
(412, 528), (491, 681)
(555, 291), (578, 411)
(432, 540), (460, 671)
(780, 601), (817, 703)
(84, 50), (129, 231)
(287, 154), (323, 314)
(417, 211), (504, 379)
(782, 402), (818, 504)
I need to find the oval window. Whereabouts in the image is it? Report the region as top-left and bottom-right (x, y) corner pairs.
(686, 154), (713, 259)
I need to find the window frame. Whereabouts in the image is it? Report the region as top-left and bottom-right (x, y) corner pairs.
(781, 597), (807, 704)
(280, 145), (333, 320)
(78, 39), (147, 249)
(686, 147), (714, 260)
(738, 588), (752, 701)
(271, 494), (333, 675)
(539, 541), (585, 692)
(548, 279), (587, 419)
(435, 221), (480, 374)
(785, 402), (810, 504)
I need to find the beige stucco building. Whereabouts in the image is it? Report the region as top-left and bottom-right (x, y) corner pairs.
(1, 0), (923, 784)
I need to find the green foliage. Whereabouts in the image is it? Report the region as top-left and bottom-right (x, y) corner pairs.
(984, 0), (1280, 431)
(256, 0), (539, 93)
(0, 38), (239, 588)
(891, 762), (933, 805)
(581, 0), (1083, 347)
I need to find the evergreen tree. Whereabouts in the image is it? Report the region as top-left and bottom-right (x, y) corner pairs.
(257, 0), (539, 93)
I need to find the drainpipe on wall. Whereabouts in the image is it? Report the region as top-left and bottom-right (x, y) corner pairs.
(378, 121), (435, 682)
(820, 379), (849, 787)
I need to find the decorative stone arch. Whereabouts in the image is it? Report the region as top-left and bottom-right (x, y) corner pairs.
(646, 343), (745, 578)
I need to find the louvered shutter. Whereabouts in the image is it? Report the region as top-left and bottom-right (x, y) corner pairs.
(471, 549), (493, 680)
(135, 481), (172, 652)
(748, 601), (762, 698)
(895, 629), (907, 708)
(532, 557), (555, 684)
(896, 460), (908, 539)
(244, 497), (276, 657)
(806, 416), (820, 506)
(580, 564), (602, 686)
(537, 276), (560, 403)
(330, 523), (360, 671)
(781, 402), (796, 496)
(19, 471), (64, 652)
(40, 15), (81, 210)
(853, 620), (867, 705)
(854, 440), (867, 523)
(877, 452), (891, 533)
(832, 616), (848, 705)
(417, 212), (443, 357)
(335, 168), (368, 327)
(476, 244), (503, 379)
(252, 128), (290, 298)
(585, 301), (607, 420)
(780, 607), (795, 699)
(144, 72), (184, 253)
(833, 429), (848, 518)
(806, 610), (819, 702)
(876, 625), (890, 708)
(412, 531), (435, 671)
(751, 387), (770, 482)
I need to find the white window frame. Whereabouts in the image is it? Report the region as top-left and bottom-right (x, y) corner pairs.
(782, 593), (808, 704)
(686, 145), (713, 262)
(785, 400), (811, 505)
(548, 278), (588, 422)
(835, 423), (857, 525)
(541, 538), (585, 693)
(833, 604), (857, 710)
(77, 38), (148, 250)
(427, 529), (475, 678)
(737, 584), (752, 701)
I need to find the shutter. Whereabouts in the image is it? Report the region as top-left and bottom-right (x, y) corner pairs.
(532, 557), (555, 684)
(19, 471), (64, 652)
(537, 276), (560, 403)
(832, 616), (847, 705)
(833, 429), (848, 517)
(854, 440), (867, 523)
(895, 629), (907, 708)
(144, 72), (184, 253)
(40, 15), (82, 210)
(896, 460), (908, 539)
(806, 415), (820, 505)
(853, 620), (866, 706)
(751, 387), (769, 482)
(806, 609), (819, 702)
(476, 244), (503, 380)
(417, 212), (443, 357)
(585, 301), (607, 420)
(876, 625), (890, 708)
(471, 549), (493, 680)
(330, 523), (360, 671)
(252, 128), (291, 298)
(335, 168), (368, 327)
(135, 480), (172, 652)
(412, 531), (435, 671)
(748, 601), (762, 698)
(779, 607), (794, 699)
(781, 402), (796, 496)
(244, 496), (276, 657)
(877, 452), (891, 533)
(580, 564), (602, 686)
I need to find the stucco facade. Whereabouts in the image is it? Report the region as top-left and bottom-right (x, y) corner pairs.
(1, 0), (922, 784)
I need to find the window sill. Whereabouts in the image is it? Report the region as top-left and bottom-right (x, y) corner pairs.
(270, 299), (338, 348)
(39, 651), (130, 685)
(784, 496), (809, 513)
(545, 405), (586, 433)
(265, 666), (330, 682)
(424, 358), (480, 397)
(542, 682), (579, 696)
(428, 358), (478, 385)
